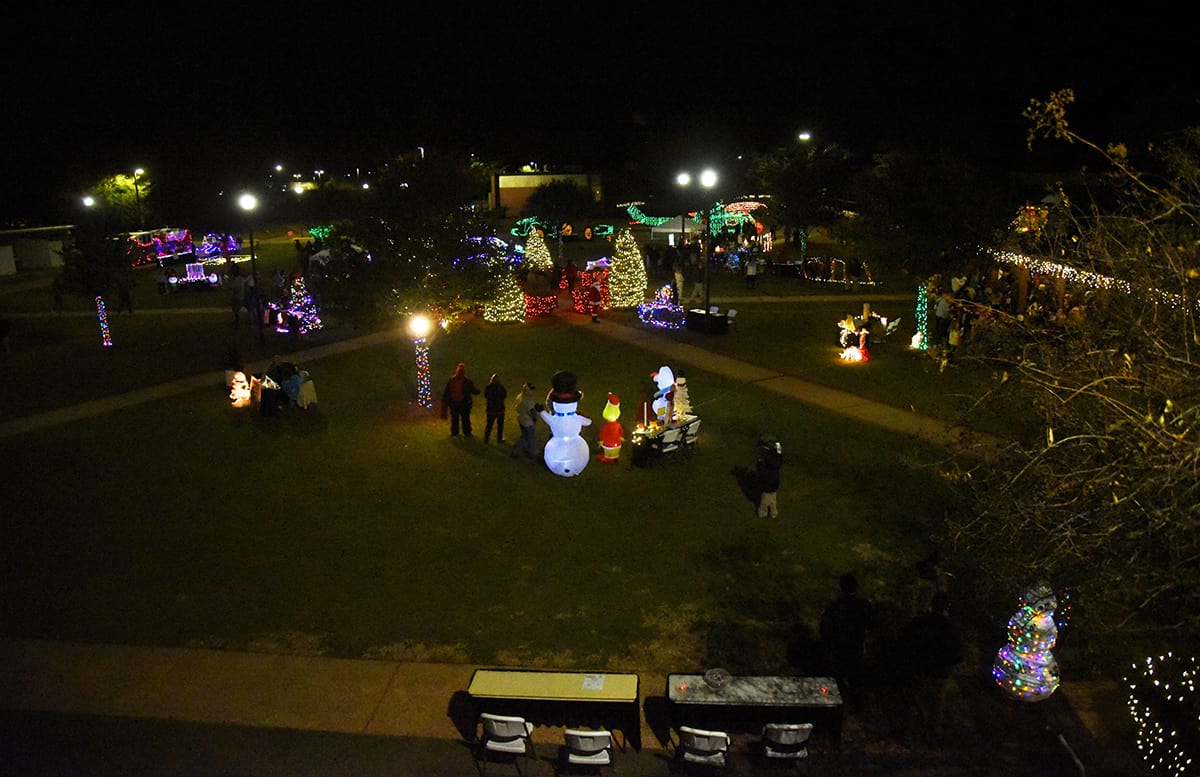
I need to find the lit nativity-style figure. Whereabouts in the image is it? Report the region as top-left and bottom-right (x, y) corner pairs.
(596, 393), (624, 464)
(540, 370), (593, 477)
(229, 371), (252, 408)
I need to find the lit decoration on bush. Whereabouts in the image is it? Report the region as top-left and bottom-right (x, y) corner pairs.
(521, 226), (558, 317)
(1010, 202), (1050, 234)
(637, 284), (685, 329)
(229, 371), (251, 407)
(993, 582), (1062, 701)
(540, 371), (592, 477)
(94, 296), (112, 346)
(275, 277), (323, 334)
(484, 266), (527, 323)
(308, 225), (333, 241)
(596, 393), (624, 464)
(1126, 652), (1198, 775)
(608, 228), (649, 308)
(195, 233), (239, 260)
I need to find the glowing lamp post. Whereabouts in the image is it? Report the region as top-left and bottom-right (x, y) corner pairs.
(676, 168), (718, 331)
(407, 313), (434, 408)
(237, 192), (265, 342)
(132, 168), (145, 229)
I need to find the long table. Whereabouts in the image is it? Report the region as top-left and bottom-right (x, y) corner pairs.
(468, 668), (641, 749)
(666, 673), (843, 741)
(630, 414), (699, 467)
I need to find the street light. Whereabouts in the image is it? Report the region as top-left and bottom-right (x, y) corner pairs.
(237, 192), (265, 342)
(407, 314), (434, 408)
(132, 168), (145, 229)
(677, 168), (719, 329)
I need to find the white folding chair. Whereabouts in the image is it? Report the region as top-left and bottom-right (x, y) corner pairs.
(683, 418), (701, 453)
(478, 712), (534, 774)
(676, 725), (730, 770)
(658, 427), (685, 457)
(726, 309), (738, 326)
(561, 728), (613, 775)
(761, 722), (812, 767)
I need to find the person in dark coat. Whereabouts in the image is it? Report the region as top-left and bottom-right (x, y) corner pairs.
(820, 572), (874, 711)
(898, 591), (964, 742)
(483, 373), (508, 444)
(755, 434), (783, 517)
(441, 362), (480, 437)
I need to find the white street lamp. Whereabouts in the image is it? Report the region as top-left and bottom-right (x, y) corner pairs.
(132, 167), (145, 229)
(677, 168), (719, 329)
(238, 193), (265, 341)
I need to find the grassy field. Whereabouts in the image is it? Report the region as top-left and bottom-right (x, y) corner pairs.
(0, 233), (995, 674)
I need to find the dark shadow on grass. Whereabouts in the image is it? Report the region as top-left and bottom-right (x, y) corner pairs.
(643, 694), (673, 749)
(731, 464), (761, 509)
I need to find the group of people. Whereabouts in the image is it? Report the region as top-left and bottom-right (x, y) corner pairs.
(816, 555), (964, 744)
(436, 362), (520, 446)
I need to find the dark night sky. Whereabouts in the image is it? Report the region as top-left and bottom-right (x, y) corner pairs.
(4, 4), (1198, 225)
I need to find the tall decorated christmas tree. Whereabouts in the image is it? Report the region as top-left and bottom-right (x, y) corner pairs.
(522, 227), (559, 317)
(608, 227), (648, 308)
(283, 276), (323, 334)
(484, 266), (527, 323)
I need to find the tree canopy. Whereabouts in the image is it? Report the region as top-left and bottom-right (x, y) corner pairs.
(949, 91), (1200, 667)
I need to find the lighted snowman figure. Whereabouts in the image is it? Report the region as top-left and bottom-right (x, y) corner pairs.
(651, 365), (676, 425)
(540, 371), (593, 477)
(596, 393), (624, 464)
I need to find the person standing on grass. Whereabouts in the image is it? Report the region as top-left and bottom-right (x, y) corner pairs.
(745, 254), (758, 289)
(755, 433), (783, 518)
(510, 382), (542, 460)
(898, 591), (964, 742)
(820, 572), (874, 712)
(483, 373), (508, 444)
(441, 362), (480, 437)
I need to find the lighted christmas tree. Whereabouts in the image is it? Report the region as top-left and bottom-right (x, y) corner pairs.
(993, 582), (1061, 702)
(484, 267), (526, 323)
(521, 227), (558, 317)
(609, 228), (648, 308)
(281, 276), (323, 334)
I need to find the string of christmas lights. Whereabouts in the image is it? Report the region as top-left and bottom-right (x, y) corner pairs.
(95, 295), (112, 347)
(414, 337), (432, 408)
(1126, 652), (1198, 776)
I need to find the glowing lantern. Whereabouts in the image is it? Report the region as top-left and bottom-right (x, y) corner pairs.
(229, 371), (251, 407)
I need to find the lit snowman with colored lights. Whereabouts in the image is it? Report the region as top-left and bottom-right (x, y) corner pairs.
(540, 371), (593, 477)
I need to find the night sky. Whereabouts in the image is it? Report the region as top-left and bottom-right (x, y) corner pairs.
(3, 4), (1198, 225)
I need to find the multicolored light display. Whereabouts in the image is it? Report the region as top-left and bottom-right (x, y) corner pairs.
(637, 285), (685, 329)
(993, 583), (1061, 702)
(95, 295), (112, 347)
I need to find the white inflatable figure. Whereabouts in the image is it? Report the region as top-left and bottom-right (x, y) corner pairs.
(540, 371), (593, 477)
(673, 375), (692, 417)
(651, 365), (676, 425)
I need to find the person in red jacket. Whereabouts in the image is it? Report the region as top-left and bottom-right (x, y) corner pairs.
(441, 362), (480, 437)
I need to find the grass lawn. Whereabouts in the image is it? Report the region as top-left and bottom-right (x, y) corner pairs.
(0, 252), (981, 674)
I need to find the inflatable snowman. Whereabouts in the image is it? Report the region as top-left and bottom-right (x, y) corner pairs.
(596, 393), (624, 464)
(651, 365), (676, 425)
(540, 371), (593, 477)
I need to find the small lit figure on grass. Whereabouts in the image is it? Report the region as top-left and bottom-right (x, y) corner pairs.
(229, 371), (252, 408)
